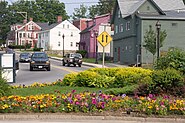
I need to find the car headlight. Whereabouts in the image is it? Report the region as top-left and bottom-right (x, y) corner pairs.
(46, 61), (50, 64)
(31, 61), (35, 64)
(69, 59), (73, 62)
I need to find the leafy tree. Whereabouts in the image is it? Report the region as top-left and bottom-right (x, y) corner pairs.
(143, 26), (167, 63)
(88, 5), (99, 19)
(72, 4), (88, 20)
(0, 1), (10, 44)
(96, 0), (116, 15)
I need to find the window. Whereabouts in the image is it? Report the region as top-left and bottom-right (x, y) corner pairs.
(119, 24), (123, 32)
(71, 32), (73, 37)
(58, 41), (60, 46)
(19, 33), (22, 38)
(126, 21), (131, 31)
(67, 25), (69, 28)
(172, 23), (178, 27)
(63, 24), (65, 28)
(70, 42), (73, 47)
(118, 8), (121, 18)
(115, 25), (118, 33)
(147, 6), (150, 11)
(23, 33), (26, 37)
(115, 48), (117, 52)
(28, 23), (34, 30)
(58, 31), (61, 36)
(76, 42), (79, 47)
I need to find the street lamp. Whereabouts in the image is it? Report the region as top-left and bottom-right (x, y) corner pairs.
(156, 21), (161, 59)
(94, 30), (98, 64)
(62, 34), (65, 57)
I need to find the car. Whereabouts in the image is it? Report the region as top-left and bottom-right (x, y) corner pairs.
(19, 52), (31, 62)
(6, 48), (14, 54)
(62, 53), (82, 67)
(30, 52), (50, 71)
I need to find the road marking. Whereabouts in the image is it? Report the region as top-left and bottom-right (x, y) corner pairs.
(51, 65), (77, 73)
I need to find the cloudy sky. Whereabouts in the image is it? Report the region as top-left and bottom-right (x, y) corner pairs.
(7, 0), (99, 16)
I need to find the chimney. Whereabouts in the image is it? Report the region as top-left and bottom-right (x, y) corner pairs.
(29, 18), (33, 21)
(57, 16), (62, 23)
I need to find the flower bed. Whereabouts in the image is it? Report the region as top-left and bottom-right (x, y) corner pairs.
(0, 90), (185, 115)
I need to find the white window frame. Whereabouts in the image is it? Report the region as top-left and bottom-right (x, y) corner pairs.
(126, 21), (131, 31)
(115, 25), (118, 33)
(120, 24), (123, 32)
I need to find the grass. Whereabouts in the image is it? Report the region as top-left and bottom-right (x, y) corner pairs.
(12, 85), (108, 96)
(83, 58), (112, 64)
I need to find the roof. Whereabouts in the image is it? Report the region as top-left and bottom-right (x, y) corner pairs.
(36, 22), (50, 30)
(80, 25), (95, 34)
(138, 10), (185, 20)
(117, 0), (185, 18)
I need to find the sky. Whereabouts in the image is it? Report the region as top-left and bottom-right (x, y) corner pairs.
(7, 0), (99, 16)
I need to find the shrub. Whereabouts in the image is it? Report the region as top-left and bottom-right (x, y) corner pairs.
(75, 71), (99, 87)
(76, 50), (87, 58)
(87, 68), (120, 77)
(105, 84), (138, 95)
(150, 68), (184, 95)
(154, 48), (185, 74)
(0, 76), (12, 97)
(114, 68), (152, 88)
(92, 75), (115, 88)
(61, 73), (78, 86)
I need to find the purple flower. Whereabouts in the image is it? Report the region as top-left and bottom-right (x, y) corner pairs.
(122, 94), (126, 98)
(72, 90), (76, 93)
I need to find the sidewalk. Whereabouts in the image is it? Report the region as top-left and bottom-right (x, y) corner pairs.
(51, 57), (128, 68)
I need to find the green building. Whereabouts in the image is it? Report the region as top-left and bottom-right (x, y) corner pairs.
(111, 0), (185, 65)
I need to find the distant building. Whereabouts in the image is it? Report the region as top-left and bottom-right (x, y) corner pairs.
(37, 17), (80, 55)
(7, 18), (41, 48)
(73, 18), (92, 31)
(79, 13), (112, 58)
(111, 0), (185, 65)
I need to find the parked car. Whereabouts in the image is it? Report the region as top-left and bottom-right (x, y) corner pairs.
(19, 52), (31, 62)
(62, 53), (82, 67)
(5, 48), (14, 54)
(30, 52), (50, 71)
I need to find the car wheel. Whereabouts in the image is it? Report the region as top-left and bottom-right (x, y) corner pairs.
(74, 64), (76, 67)
(67, 63), (70, 67)
(30, 66), (33, 71)
(78, 64), (81, 67)
(47, 67), (50, 71)
(62, 61), (65, 66)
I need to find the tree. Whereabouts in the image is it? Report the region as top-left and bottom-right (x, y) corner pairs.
(0, 1), (10, 44)
(143, 26), (167, 63)
(96, 0), (116, 15)
(72, 4), (88, 20)
(88, 5), (99, 19)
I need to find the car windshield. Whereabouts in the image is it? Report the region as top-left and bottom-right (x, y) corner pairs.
(71, 54), (82, 58)
(32, 53), (47, 58)
(21, 53), (29, 56)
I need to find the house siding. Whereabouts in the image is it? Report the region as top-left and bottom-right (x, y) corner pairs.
(141, 19), (185, 64)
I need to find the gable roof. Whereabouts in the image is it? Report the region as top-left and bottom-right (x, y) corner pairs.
(116, 0), (185, 19)
(17, 21), (42, 31)
(79, 25), (95, 34)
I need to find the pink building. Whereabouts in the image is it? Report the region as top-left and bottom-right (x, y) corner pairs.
(79, 13), (111, 58)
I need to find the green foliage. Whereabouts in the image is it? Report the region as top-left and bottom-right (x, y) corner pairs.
(151, 68), (184, 94)
(75, 71), (99, 87)
(154, 48), (185, 74)
(114, 68), (152, 88)
(0, 76), (12, 97)
(87, 68), (120, 77)
(72, 4), (88, 20)
(76, 50), (87, 58)
(8, 45), (25, 49)
(91, 75), (115, 88)
(143, 26), (167, 56)
(61, 73), (78, 86)
(105, 84), (138, 95)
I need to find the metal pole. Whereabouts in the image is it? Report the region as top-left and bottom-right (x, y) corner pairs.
(62, 34), (65, 57)
(95, 31), (98, 64)
(102, 47), (105, 68)
(156, 21), (161, 59)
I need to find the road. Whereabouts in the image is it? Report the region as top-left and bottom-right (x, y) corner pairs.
(14, 58), (92, 85)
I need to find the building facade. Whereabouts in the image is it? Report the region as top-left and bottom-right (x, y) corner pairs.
(79, 13), (111, 58)
(111, 0), (185, 65)
(37, 20), (80, 55)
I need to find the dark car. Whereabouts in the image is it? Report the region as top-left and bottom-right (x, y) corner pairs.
(62, 53), (82, 67)
(30, 52), (50, 71)
(19, 52), (31, 62)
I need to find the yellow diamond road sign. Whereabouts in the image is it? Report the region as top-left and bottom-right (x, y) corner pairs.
(97, 31), (112, 47)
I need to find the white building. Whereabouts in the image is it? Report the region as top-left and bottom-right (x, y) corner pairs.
(38, 19), (80, 55)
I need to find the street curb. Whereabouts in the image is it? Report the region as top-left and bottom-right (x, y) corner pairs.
(0, 114), (185, 122)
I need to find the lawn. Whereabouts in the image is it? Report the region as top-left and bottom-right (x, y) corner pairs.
(12, 85), (108, 96)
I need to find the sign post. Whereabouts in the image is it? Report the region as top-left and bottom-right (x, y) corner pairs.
(97, 31), (112, 68)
